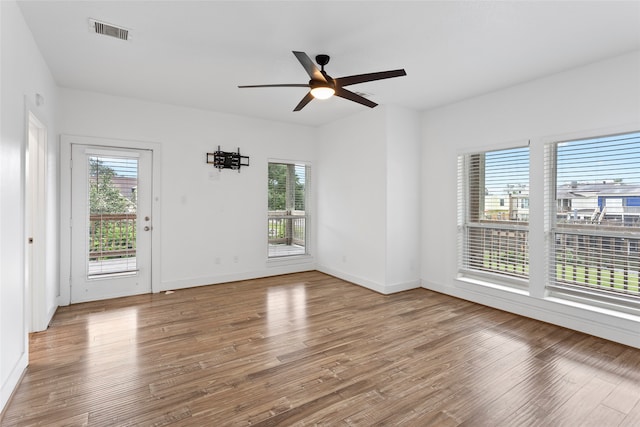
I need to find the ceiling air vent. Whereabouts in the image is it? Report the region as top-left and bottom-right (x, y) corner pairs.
(89, 19), (129, 41)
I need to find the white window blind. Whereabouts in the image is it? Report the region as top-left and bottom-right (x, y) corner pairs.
(87, 155), (138, 277)
(458, 146), (530, 283)
(268, 162), (309, 257)
(547, 132), (640, 306)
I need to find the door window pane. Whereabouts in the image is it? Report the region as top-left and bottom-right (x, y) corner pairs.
(88, 155), (138, 277)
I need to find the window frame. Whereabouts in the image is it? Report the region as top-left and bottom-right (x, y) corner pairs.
(457, 145), (530, 288)
(545, 131), (640, 313)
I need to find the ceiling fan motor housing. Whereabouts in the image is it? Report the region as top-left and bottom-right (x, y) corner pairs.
(310, 79), (334, 90)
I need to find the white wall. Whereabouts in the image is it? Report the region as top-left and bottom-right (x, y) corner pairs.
(1, 0), (59, 412)
(58, 89), (316, 297)
(421, 50), (640, 348)
(386, 106), (421, 290)
(316, 105), (421, 294)
(316, 108), (388, 290)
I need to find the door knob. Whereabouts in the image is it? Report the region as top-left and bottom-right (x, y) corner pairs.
(144, 226), (151, 231)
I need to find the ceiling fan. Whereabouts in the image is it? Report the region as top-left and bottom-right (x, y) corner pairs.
(238, 51), (407, 111)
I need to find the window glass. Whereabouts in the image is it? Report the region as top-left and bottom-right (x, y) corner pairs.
(458, 147), (529, 282)
(548, 132), (640, 306)
(268, 162), (309, 257)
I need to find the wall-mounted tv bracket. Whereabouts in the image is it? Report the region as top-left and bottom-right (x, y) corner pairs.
(206, 146), (250, 172)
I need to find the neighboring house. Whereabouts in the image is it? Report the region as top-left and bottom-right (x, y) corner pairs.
(111, 176), (138, 202)
(484, 184), (529, 221)
(557, 181), (640, 225)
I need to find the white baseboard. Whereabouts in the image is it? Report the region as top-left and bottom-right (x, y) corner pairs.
(384, 279), (421, 294)
(1, 351), (27, 414)
(159, 262), (316, 292)
(317, 265), (419, 295)
(45, 303), (57, 329)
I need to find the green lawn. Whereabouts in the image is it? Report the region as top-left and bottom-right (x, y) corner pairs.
(477, 251), (640, 296)
(556, 264), (640, 294)
(481, 252), (529, 276)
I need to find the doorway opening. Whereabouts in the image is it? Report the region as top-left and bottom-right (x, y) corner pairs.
(25, 109), (48, 332)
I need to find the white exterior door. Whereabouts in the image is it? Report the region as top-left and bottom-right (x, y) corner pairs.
(70, 144), (153, 303)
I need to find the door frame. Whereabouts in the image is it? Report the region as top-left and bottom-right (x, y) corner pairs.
(60, 135), (162, 305)
(70, 145), (152, 302)
(24, 100), (49, 331)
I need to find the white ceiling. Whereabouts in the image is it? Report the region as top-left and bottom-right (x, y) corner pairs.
(17, 1), (640, 127)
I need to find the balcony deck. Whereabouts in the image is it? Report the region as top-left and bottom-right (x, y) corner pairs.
(268, 244), (306, 257)
(89, 257), (137, 277)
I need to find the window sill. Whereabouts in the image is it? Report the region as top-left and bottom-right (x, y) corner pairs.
(545, 294), (640, 322)
(457, 271), (529, 296)
(457, 274), (640, 322)
(267, 254), (314, 267)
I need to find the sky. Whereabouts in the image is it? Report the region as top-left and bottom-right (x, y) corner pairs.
(483, 131), (640, 196)
(556, 132), (640, 186)
(93, 156), (138, 178)
(484, 147), (529, 196)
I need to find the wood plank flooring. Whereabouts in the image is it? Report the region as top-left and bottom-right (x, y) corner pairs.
(2, 271), (640, 426)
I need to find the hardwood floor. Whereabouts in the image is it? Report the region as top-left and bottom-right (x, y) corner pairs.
(2, 271), (640, 426)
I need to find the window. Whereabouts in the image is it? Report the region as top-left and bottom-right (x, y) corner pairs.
(458, 146), (530, 284)
(268, 162), (309, 258)
(547, 132), (640, 308)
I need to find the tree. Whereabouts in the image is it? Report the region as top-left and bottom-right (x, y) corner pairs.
(89, 158), (135, 214)
(268, 163), (287, 210)
(268, 163), (305, 211)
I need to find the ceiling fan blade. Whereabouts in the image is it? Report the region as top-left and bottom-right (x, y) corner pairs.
(238, 84), (309, 88)
(292, 51), (327, 83)
(335, 87), (378, 108)
(335, 69), (406, 87)
(293, 92), (314, 111)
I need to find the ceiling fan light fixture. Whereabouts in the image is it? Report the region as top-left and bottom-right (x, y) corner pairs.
(238, 51), (406, 111)
(310, 86), (335, 100)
